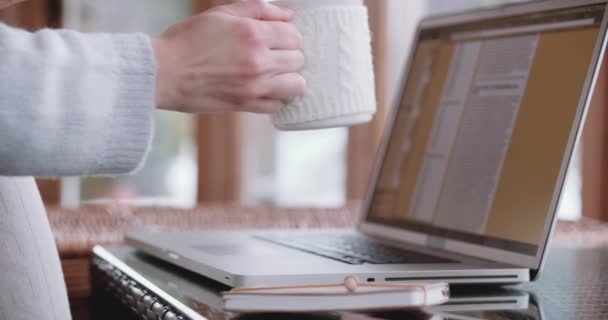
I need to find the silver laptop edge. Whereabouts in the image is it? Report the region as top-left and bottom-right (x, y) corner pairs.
(93, 245), (536, 317)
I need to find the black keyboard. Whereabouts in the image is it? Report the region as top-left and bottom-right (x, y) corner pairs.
(257, 234), (456, 265)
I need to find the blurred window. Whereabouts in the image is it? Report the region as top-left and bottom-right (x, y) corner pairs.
(240, 115), (348, 207)
(61, 0), (197, 208)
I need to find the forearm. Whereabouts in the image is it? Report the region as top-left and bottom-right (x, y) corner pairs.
(0, 0), (305, 176)
(0, 23), (156, 177)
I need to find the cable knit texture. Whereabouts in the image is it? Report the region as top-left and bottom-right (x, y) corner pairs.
(271, 5), (377, 128)
(0, 23), (156, 177)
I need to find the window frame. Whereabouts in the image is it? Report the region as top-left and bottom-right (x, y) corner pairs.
(583, 56), (608, 221)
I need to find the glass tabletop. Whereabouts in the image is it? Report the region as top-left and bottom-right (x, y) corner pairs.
(93, 245), (608, 320)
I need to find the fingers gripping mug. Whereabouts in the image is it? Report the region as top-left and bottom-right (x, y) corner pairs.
(271, 0), (377, 130)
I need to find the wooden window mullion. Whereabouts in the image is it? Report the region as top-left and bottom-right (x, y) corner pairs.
(583, 56), (608, 221)
(195, 0), (243, 203)
(347, 0), (389, 201)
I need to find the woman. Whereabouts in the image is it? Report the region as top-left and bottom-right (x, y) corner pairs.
(0, 0), (305, 318)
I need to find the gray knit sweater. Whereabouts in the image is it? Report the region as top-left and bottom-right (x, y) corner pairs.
(0, 23), (157, 320)
(0, 23), (156, 177)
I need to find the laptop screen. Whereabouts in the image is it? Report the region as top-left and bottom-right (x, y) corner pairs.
(367, 3), (606, 257)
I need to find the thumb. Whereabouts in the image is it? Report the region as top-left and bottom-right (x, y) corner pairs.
(225, 0), (293, 21)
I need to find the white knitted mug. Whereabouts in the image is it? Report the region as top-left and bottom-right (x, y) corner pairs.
(271, 0), (377, 131)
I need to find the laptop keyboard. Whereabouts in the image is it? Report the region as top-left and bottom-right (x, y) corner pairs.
(256, 234), (456, 265)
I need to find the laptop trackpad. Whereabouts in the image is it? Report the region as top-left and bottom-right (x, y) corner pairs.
(192, 244), (279, 257)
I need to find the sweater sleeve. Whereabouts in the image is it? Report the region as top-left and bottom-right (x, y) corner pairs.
(0, 23), (156, 177)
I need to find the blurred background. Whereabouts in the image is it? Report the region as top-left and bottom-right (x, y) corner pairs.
(0, 0), (604, 223)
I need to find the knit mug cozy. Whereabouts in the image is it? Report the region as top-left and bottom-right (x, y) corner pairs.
(271, 0), (377, 131)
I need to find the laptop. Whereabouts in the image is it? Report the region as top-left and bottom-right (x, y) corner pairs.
(128, 0), (608, 288)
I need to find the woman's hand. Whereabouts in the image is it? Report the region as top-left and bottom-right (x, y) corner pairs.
(153, 0), (306, 114)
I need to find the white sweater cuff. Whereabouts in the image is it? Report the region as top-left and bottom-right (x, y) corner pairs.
(0, 24), (157, 177)
(98, 34), (156, 175)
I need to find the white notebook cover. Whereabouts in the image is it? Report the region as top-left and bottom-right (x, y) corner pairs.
(223, 279), (450, 313)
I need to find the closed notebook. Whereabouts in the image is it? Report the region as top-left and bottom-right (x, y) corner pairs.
(222, 278), (450, 313)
